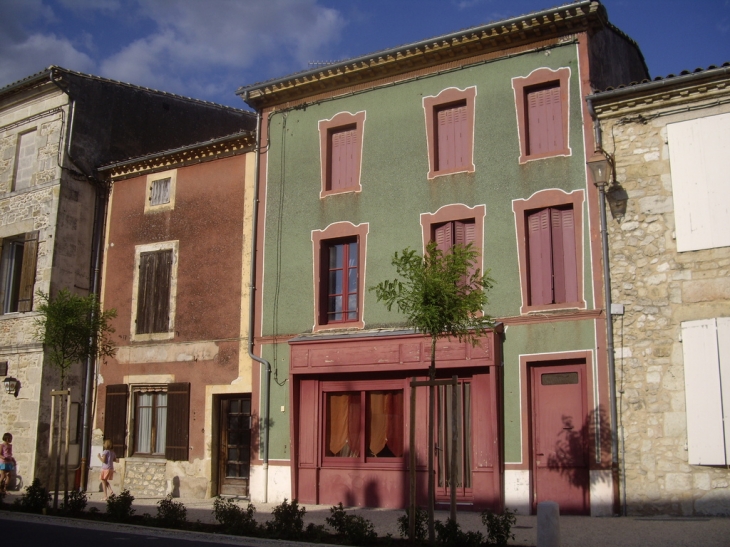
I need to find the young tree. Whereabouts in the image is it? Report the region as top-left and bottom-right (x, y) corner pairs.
(35, 289), (117, 388)
(371, 241), (494, 541)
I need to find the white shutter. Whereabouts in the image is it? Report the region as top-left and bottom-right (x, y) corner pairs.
(717, 317), (730, 459)
(667, 112), (730, 252)
(681, 318), (728, 465)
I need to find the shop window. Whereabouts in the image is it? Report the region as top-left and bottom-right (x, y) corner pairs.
(325, 390), (404, 460)
(512, 67), (570, 163)
(318, 112), (366, 197)
(423, 87), (476, 178)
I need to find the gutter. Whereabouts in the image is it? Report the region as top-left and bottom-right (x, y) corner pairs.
(586, 96), (624, 516)
(245, 110), (273, 502)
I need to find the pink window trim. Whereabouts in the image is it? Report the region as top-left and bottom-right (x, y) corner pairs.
(423, 87), (476, 179)
(312, 222), (368, 331)
(512, 67), (571, 164)
(318, 111), (366, 198)
(512, 189), (585, 314)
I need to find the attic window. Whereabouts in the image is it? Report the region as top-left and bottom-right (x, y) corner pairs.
(144, 169), (177, 213)
(150, 177), (171, 206)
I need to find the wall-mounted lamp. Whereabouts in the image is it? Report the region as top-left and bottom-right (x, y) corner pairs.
(587, 153), (613, 189)
(3, 376), (19, 397)
(587, 152), (627, 220)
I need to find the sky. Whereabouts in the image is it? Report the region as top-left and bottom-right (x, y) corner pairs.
(0, 0), (728, 109)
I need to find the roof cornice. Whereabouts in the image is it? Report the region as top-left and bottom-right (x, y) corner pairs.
(98, 131), (255, 180)
(588, 64), (730, 117)
(238, 1), (605, 108)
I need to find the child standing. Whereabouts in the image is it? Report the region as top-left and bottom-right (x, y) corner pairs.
(0, 433), (15, 493)
(98, 439), (117, 500)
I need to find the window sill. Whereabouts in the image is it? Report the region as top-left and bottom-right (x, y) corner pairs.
(320, 187), (361, 198)
(125, 455), (167, 462)
(131, 331), (175, 342)
(518, 148), (571, 164)
(522, 302), (584, 315)
(314, 319), (364, 332)
(427, 165), (475, 179)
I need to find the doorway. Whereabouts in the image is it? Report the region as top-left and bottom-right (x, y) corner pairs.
(218, 395), (252, 497)
(530, 362), (589, 515)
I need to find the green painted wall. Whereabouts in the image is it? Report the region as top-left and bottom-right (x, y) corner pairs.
(258, 344), (290, 460)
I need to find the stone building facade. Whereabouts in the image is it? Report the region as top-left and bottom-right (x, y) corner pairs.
(589, 64), (730, 515)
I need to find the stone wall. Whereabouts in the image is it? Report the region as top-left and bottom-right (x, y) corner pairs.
(599, 93), (730, 515)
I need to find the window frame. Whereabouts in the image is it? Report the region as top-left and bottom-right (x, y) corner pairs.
(420, 203), (485, 259)
(0, 231), (39, 315)
(423, 87), (476, 179)
(512, 67), (571, 164)
(12, 129), (38, 192)
(321, 379), (406, 467)
(512, 189), (585, 313)
(318, 111), (366, 198)
(311, 222), (368, 332)
(132, 388), (168, 457)
(144, 169), (177, 214)
(130, 240), (179, 341)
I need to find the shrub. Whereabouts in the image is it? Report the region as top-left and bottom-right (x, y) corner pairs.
(62, 489), (87, 517)
(14, 478), (50, 514)
(212, 496), (259, 536)
(156, 495), (187, 528)
(265, 498), (305, 540)
(434, 518), (484, 547)
(106, 489), (135, 522)
(482, 508), (517, 547)
(397, 506), (428, 541)
(326, 502), (377, 545)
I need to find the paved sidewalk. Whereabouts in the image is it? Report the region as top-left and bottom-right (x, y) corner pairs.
(3, 491), (730, 546)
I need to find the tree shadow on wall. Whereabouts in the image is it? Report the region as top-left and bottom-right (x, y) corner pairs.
(546, 406), (612, 488)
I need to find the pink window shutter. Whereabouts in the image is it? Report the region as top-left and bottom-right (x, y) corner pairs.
(545, 86), (564, 152)
(330, 130), (344, 190)
(434, 222), (453, 253)
(528, 209), (553, 305)
(551, 207), (577, 303)
(527, 84), (562, 155)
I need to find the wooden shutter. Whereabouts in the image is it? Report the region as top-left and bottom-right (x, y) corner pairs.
(434, 222), (453, 253)
(436, 102), (467, 171)
(329, 126), (357, 190)
(550, 208), (578, 304)
(165, 382), (190, 461)
(527, 209), (553, 305)
(527, 84), (563, 155)
(17, 231), (38, 312)
(104, 384), (129, 457)
(136, 249), (172, 334)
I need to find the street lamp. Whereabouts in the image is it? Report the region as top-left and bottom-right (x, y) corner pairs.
(3, 376), (19, 397)
(587, 153), (612, 188)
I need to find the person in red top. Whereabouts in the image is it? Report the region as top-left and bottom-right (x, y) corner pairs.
(0, 432), (15, 493)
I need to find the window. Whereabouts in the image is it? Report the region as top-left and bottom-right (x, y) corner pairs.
(512, 67), (570, 163)
(312, 222), (368, 331)
(13, 130), (37, 191)
(681, 318), (730, 465)
(421, 204), (485, 280)
(667, 112), (730, 252)
(0, 232), (39, 314)
(423, 87), (476, 178)
(145, 169), (177, 213)
(318, 112), (366, 197)
(104, 382), (190, 460)
(432, 219), (476, 252)
(513, 189), (584, 313)
(131, 241), (178, 341)
(325, 389), (404, 460)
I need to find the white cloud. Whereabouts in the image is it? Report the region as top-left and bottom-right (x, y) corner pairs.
(99, 0), (345, 98)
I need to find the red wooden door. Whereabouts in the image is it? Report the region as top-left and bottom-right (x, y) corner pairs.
(531, 363), (589, 515)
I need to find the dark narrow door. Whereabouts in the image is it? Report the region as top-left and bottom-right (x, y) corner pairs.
(218, 396), (251, 496)
(531, 363), (589, 515)
(435, 380), (472, 500)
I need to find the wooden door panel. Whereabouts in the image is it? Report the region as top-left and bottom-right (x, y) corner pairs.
(218, 396), (252, 497)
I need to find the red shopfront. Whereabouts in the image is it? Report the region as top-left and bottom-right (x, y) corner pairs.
(289, 329), (503, 510)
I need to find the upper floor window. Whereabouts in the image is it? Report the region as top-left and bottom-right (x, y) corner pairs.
(13, 130), (37, 192)
(131, 241), (178, 341)
(512, 189), (584, 313)
(312, 222), (368, 331)
(0, 231), (38, 314)
(512, 67), (571, 163)
(318, 112), (366, 198)
(145, 169), (177, 213)
(432, 219), (476, 252)
(423, 87), (476, 179)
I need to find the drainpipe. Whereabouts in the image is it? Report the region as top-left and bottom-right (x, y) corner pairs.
(245, 109), (272, 503)
(586, 97), (623, 515)
(49, 68), (109, 491)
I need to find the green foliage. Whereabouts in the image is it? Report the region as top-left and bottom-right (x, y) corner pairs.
(265, 498), (305, 540)
(481, 508), (517, 546)
(62, 489), (87, 517)
(14, 478), (50, 513)
(212, 496), (259, 536)
(397, 506), (428, 541)
(326, 502), (378, 545)
(434, 518), (485, 547)
(106, 489), (135, 522)
(371, 242), (494, 368)
(155, 495), (187, 528)
(35, 289), (117, 387)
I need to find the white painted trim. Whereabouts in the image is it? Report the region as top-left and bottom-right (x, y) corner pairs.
(144, 168), (177, 213)
(504, 469), (531, 514)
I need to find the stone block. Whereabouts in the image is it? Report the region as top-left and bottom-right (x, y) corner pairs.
(665, 472), (692, 492)
(663, 412), (686, 437)
(693, 473), (711, 491)
(682, 278), (730, 303)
